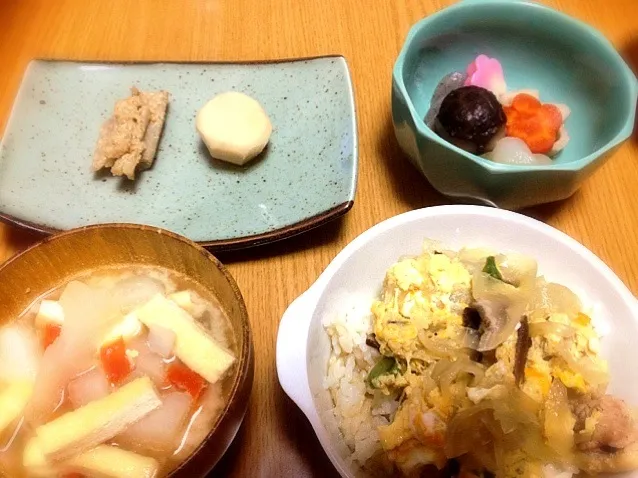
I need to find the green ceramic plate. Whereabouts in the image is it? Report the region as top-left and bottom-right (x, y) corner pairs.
(0, 57), (357, 250)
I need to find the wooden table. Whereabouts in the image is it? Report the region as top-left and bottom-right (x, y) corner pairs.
(1, 0), (637, 476)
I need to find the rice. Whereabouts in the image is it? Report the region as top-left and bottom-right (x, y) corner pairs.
(322, 299), (397, 469)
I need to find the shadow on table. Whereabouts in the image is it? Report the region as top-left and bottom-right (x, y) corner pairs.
(376, 116), (575, 220)
(1, 225), (43, 260)
(377, 117), (448, 210)
(620, 36), (638, 145)
(210, 408), (250, 477)
(212, 392), (340, 477)
(520, 195), (571, 223)
(276, 393), (341, 478)
(214, 215), (345, 264)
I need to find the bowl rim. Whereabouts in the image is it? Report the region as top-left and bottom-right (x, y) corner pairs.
(0, 222), (254, 477)
(277, 204), (638, 478)
(392, 0), (638, 174)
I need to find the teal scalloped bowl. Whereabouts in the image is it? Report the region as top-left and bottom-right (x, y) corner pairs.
(392, 0), (638, 210)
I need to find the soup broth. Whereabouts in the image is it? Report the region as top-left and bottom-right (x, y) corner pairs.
(0, 266), (237, 478)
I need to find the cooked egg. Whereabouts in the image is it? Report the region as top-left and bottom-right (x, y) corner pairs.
(374, 252), (472, 359)
(389, 259), (425, 291)
(553, 366), (586, 392)
(427, 254), (471, 294)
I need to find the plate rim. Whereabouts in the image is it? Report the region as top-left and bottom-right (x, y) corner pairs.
(27, 53), (348, 67)
(0, 200), (354, 251)
(0, 54), (358, 251)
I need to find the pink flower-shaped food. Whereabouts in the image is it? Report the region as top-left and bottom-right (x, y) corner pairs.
(464, 55), (507, 97)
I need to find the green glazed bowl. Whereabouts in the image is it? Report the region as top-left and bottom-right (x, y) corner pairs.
(392, 0), (638, 210)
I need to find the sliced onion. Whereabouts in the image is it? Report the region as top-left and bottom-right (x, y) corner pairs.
(544, 380), (575, 458)
(489, 386), (539, 435)
(116, 391), (192, 454)
(459, 247), (498, 274)
(554, 344), (609, 387)
(431, 359), (453, 382)
(437, 359), (485, 396)
(529, 321), (575, 338)
(173, 385), (225, 461)
(417, 331), (458, 358)
(496, 253), (538, 288)
(67, 366), (110, 408)
(27, 281), (119, 424)
(531, 280), (582, 319)
(112, 276), (165, 314)
(0, 325), (41, 382)
(127, 336), (168, 389)
(445, 401), (495, 458)
(459, 327), (480, 350)
(422, 368), (438, 395)
(472, 270), (531, 304)
(147, 325), (176, 358)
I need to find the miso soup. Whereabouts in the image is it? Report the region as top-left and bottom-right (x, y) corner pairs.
(0, 266), (237, 478)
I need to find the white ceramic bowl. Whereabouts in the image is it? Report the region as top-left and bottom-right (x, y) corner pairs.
(276, 205), (638, 478)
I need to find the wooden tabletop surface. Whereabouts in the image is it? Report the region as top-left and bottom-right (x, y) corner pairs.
(1, 0), (637, 476)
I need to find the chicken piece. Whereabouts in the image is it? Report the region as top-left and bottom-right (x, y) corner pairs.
(92, 87), (169, 180)
(572, 395), (637, 451)
(577, 441), (638, 475)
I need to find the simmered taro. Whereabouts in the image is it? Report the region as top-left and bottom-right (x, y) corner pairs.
(435, 86), (506, 154)
(424, 71), (467, 129)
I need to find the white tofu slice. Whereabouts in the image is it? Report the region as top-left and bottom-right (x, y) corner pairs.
(0, 381), (33, 434)
(135, 294), (235, 383)
(34, 300), (65, 328)
(33, 376), (161, 461)
(25, 442), (158, 478)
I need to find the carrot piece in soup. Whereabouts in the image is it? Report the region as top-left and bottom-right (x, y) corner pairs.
(167, 362), (207, 400)
(100, 337), (132, 386)
(42, 323), (62, 349)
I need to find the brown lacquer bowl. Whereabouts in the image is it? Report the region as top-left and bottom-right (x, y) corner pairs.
(0, 224), (254, 477)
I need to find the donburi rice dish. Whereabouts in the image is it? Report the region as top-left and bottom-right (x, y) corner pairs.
(323, 241), (638, 478)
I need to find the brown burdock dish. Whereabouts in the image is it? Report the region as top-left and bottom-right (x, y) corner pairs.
(92, 88), (170, 180)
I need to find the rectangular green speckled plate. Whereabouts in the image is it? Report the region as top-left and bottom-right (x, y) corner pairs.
(0, 57), (357, 250)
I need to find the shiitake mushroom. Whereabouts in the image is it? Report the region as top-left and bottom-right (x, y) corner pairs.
(435, 86), (506, 154)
